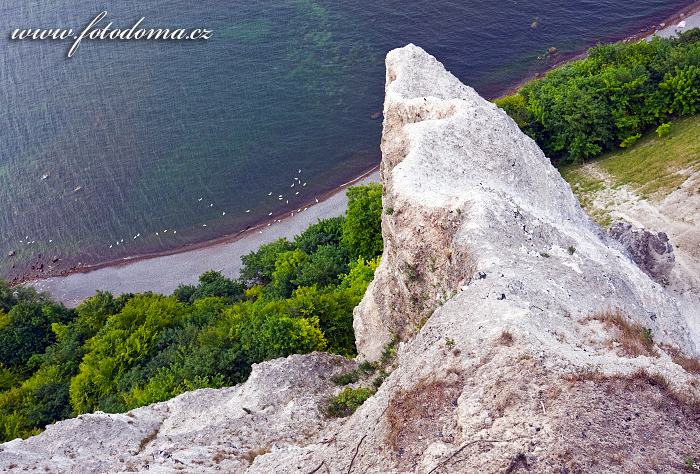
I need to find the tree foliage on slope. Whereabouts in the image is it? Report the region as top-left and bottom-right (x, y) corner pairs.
(0, 184), (383, 441)
(496, 29), (700, 163)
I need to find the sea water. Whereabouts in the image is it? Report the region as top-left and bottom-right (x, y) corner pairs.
(0, 0), (692, 279)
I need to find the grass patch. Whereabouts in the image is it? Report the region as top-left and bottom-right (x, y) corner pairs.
(372, 370), (389, 388)
(241, 446), (271, 464)
(332, 370), (360, 386)
(323, 339), (400, 417)
(559, 164), (605, 207)
(559, 164), (612, 226)
(560, 116), (700, 226)
(332, 360), (377, 386)
(685, 456), (700, 472)
(596, 115), (700, 198)
(587, 309), (657, 358)
(661, 345), (700, 375)
(564, 368), (700, 412)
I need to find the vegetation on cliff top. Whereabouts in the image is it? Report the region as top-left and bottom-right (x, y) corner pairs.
(496, 28), (700, 163)
(0, 184), (383, 442)
(560, 114), (700, 226)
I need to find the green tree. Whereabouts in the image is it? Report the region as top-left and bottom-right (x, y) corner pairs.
(231, 304), (327, 364)
(0, 301), (73, 368)
(294, 217), (345, 254)
(297, 245), (349, 288)
(341, 184), (383, 260)
(266, 250), (308, 299)
(69, 295), (185, 414)
(660, 65), (700, 116)
(239, 238), (295, 285)
(174, 271), (244, 303)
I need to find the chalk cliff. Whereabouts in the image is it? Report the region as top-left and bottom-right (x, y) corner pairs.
(2, 45), (699, 473)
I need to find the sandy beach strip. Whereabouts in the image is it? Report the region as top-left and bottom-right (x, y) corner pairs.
(30, 170), (380, 307)
(654, 3), (700, 37)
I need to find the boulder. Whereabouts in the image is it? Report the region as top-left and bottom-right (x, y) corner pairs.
(609, 220), (675, 284)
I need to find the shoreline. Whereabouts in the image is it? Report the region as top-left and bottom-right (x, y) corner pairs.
(23, 163), (380, 283)
(493, 0), (700, 99)
(30, 169), (381, 306)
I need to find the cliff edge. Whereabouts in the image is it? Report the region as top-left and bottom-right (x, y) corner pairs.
(2, 45), (699, 473)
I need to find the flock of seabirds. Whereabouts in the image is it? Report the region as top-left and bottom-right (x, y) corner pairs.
(15, 168), (321, 254)
(107, 168), (319, 249)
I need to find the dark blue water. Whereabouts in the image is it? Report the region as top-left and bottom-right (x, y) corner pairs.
(0, 0), (693, 280)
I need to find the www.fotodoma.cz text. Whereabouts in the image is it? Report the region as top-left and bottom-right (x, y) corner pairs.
(9, 11), (212, 58)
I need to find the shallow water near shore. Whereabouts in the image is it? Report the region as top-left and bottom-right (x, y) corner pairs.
(0, 0), (695, 281)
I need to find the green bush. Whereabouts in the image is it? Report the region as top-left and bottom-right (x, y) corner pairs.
(332, 370), (361, 386)
(656, 122), (672, 138)
(620, 134), (641, 148)
(324, 386), (374, 417)
(660, 65), (700, 116)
